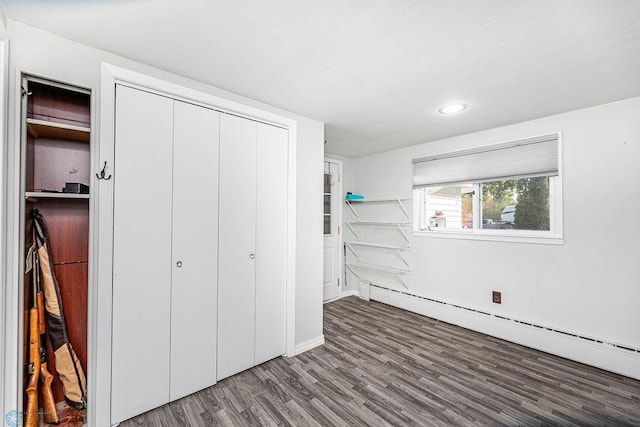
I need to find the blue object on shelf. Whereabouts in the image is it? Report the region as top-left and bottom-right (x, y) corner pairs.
(346, 193), (364, 201)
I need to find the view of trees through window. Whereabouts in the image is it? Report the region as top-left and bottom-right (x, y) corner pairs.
(480, 176), (550, 231)
(423, 176), (550, 232)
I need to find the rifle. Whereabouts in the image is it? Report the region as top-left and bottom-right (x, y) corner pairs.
(25, 247), (41, 427)
(35, 250), (60, 424)
(25, 245), (60, 426)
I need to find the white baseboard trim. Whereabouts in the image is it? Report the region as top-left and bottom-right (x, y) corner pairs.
(340, 289), (359, 298)
(370, 286), (640, 380)
(293, 335), (325, 355)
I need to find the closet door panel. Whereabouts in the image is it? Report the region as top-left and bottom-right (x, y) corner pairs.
(217, 113), (257, 380)
(170, 102), (220, 400)
(111, 86), (174, 423)
(255, 124), (288, 365)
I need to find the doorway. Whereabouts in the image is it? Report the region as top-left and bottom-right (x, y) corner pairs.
(323, 159), (342, 302)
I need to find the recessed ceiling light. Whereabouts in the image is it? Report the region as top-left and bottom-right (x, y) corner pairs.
(438, 103), (468, 115)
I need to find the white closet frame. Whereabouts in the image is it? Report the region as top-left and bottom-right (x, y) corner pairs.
(0, 26), (9, 419)
(2, 68), (98, 423)
(94, 63), (297, 427)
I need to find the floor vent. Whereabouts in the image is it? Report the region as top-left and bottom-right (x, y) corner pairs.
(370, 284), (640, 355)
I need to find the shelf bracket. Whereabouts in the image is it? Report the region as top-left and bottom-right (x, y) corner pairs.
(397, 275), (409, 290)
(395, 249), (410, 268)
(397, 198), (409, 219)
(396, 224), (410, 244)
(345, 200), (360, 219)
(346, 222), (360, 239)
(346, 263), (361, 280)
(345, 242), (360, 259)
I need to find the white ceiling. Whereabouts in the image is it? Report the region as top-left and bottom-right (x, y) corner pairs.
(2, 0), (640, 158)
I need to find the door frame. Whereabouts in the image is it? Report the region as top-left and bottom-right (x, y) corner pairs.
(96, 63), (298, 426)
(323, 157), (343, 302)
(0, 20), (9, 419)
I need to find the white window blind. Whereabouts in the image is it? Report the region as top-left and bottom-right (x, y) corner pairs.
(412, 133), (559, 187)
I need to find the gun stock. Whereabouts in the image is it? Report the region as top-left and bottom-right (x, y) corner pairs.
(40, 363), (59, 424)
(25, 308), (41, 427)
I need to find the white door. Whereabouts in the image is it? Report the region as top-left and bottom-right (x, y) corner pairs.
(218, 115), (288, 380)
(218, 113), (257, 380)
(255, 123), (288, 365)
(170, 101), (219, 401)
(112, 88), (221, 422)
(112, 86), (174, 423)
(323, 161), (340, 301)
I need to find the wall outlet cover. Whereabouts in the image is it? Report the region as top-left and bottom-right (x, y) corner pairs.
(492, 291), (502, 304)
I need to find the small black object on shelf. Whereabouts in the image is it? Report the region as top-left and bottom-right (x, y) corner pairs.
(63, 182), (90, 194)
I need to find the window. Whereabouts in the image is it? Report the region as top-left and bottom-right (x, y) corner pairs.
(480, 176), (550, 231)
(324, 172), (332, 235)
(421, 184), (474, 231)
(413, 133), (562, 243)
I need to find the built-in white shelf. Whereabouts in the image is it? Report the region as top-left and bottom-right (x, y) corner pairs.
(344, 194), (412, 290)
(346, 261), (410, 274)
(346, 241), (409, 251)
(346, 262), (410, 289)
(347, 221), (410, 226)
(346, 221), (410, 244)
(346, 197), (410, 203)
(346, 196), (411, 220)
(346, 240), (410, 268)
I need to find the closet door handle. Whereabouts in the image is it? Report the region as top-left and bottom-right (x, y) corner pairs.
(176, 261), (183, 267)
(249, 253), (255, 260)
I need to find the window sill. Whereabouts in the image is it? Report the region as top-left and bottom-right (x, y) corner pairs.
(413, 229), (564, 245)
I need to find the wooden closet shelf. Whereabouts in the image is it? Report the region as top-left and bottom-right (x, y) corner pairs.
(25, 192), (90, 201)
(27, 118), (90, 143)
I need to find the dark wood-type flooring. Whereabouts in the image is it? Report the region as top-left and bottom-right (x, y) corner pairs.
(122, 296), (640, 426)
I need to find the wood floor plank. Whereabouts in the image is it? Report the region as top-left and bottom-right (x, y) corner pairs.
(121, 296), (640, 426)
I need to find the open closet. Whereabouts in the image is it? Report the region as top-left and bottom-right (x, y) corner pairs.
(20, 76), (90, 423)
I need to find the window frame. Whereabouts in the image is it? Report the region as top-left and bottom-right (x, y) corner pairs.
(413, 135), (563, 245)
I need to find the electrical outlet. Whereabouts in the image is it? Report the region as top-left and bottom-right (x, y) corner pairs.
(492, 291), (502, 304)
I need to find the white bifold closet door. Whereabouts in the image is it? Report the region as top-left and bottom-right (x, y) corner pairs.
(217, 113), (287, 380)
(170, 101), (219, 401)
(111, 85), (219, 424)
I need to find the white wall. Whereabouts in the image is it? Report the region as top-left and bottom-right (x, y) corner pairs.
(0, 4), (6, 30)
(352, 97), (640, 376)
(2, 18), (324, 419)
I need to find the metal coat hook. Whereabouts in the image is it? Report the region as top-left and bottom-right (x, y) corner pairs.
(96, 161), (112, 180)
